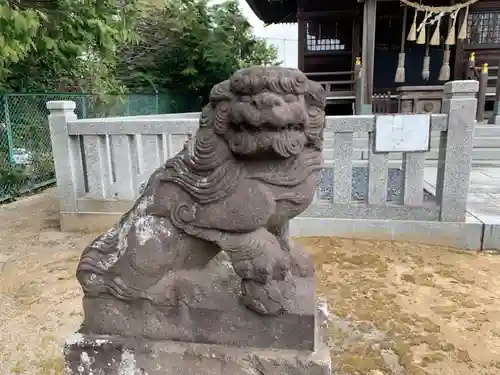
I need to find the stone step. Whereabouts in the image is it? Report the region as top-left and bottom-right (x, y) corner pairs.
(324, 126), (500, 139)
(324, 131), (444, 139)
(322, 148), (500, 160)
(467, 137), (500, 148)
(475, 126), (500, 137)
(323, 137), (500, 149)
(322, 159), (500, 167)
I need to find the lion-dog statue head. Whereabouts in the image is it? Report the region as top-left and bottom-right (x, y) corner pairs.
(202, 66), (326, 159)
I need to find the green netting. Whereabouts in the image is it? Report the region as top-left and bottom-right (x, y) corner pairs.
(0, 92), (202, 201)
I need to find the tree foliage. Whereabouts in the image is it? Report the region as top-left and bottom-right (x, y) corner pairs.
(1, 0), (280, 198)
(115, 0), (279, 100)
(1, 0), (279, 97)
(0, 0), (142, 93)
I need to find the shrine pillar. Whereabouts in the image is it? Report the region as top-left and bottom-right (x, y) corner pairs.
(361, 0), (377, 114)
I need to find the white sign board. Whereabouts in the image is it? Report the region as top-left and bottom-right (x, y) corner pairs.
(375, 114), (431, 153)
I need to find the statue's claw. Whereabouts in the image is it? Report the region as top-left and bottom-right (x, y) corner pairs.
(240, 278), (295, 315)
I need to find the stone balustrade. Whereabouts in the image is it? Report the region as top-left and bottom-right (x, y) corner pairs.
(48, 80), (482, 248)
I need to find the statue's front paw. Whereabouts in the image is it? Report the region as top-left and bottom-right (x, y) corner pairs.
(290, 245), (315, 277)
(276, 235), (291, 253)
(271, 250), (291, 281)
(233, 249), (291, 284)
(233, 254), (273, 284)
(240, 278), (296, 315)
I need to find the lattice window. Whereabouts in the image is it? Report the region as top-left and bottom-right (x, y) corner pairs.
(467, 11), (500, 44)
(305, 19), (351, 52)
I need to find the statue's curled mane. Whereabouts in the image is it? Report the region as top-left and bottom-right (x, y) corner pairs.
(161, 66), (327, 202)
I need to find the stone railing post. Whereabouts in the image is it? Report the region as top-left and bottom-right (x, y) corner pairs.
(437, 81), (478, 222)
(47, 101), (85, 214)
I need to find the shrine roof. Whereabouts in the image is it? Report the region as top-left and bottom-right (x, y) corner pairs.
(245, 0), (298, 24)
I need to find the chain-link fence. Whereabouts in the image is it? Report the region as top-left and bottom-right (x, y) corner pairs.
(0, 92), (202, 201)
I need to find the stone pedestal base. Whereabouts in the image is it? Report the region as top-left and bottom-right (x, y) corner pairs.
(64, 334), (331, 375)
(64, 300), (332, 375)
(78, 247), (319, 352)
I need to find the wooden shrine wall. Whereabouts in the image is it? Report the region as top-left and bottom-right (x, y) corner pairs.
(456, 1), (500, 77)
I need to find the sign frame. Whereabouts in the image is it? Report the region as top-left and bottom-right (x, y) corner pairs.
(374, 114), (431, 153)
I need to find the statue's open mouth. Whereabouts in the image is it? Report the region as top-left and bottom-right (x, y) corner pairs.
(235, 122), (304, 134)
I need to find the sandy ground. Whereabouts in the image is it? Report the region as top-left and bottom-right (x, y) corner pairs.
(1, 189), (500, 375)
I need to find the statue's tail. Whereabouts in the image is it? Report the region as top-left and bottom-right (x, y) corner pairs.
(76, 224), (142, 301)
(76, 168), (163, 301)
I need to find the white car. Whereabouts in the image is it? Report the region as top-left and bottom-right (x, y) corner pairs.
(12, 148), (32, 165)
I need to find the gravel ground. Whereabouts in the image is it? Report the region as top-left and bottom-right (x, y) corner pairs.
(1, 188), (500, 375)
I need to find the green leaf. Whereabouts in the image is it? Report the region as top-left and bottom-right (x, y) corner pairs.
(43, 37), (56, 50)
(181, 67), (198, 76)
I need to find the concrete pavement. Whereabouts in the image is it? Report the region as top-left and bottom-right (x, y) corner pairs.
(425, 166), (500, 249)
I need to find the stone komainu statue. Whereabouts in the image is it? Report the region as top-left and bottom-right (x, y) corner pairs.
(75, 66), (326, 339)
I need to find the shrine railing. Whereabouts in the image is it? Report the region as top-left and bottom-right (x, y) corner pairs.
(47, 80), (478, 233)
(466, 55), (499, 121)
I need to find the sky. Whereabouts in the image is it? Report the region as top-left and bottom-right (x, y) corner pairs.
(212, 0), (299, 67)
(239, 0), (298, 67)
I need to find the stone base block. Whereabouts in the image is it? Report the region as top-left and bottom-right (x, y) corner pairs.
(65, 300), (332, 375)
(81, 275), (316, 351)
(79, 247), (318, 351)
(64, 334), (331, 375)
